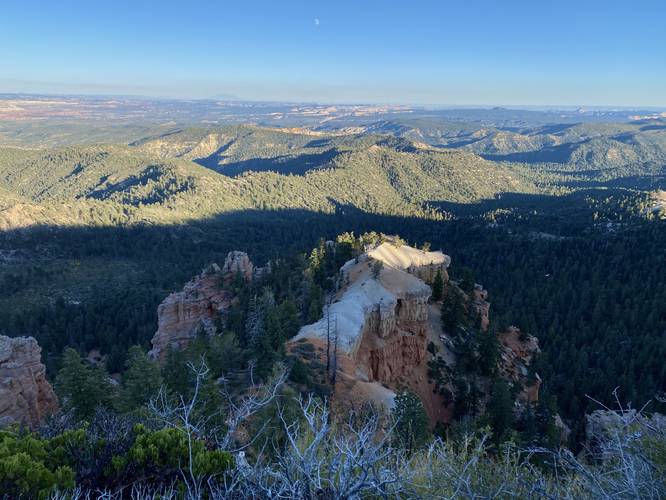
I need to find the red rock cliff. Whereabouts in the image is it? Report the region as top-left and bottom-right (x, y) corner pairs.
(0, 335), (58, 428)
(498, 326), (541, 403)
(149, 252), (253, 361)
(291, 242), (450, 418)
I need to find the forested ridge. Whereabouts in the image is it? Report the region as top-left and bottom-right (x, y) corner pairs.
(1, 201), (664, 436)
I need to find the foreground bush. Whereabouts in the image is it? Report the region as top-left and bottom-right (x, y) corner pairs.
(0, 429), (75, 499)
(24, 363), (666, 498)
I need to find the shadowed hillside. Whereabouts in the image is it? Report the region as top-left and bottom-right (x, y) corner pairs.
(1, 201), (665, 444)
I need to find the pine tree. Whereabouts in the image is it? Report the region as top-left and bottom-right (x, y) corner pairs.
(432, 269), (444, 301)
(245, 294), (265, 348)
(487, 379), (514, 446)
(162, 346), (190, 397)
(458, 266), (476, 294)
(306, 283), (324, 323)
(119, 346), (163, 412)
(453, 375), (481, 418)
(441, 286), (468, 334)
(371, 259), (384, 279)
(477, 329), (500, 376)
(55, 348), (115, 420)
(392, 390), (431, 451)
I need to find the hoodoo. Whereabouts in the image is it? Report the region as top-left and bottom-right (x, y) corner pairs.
(149, 251), (254, 361)
(291, 241), (451, 418)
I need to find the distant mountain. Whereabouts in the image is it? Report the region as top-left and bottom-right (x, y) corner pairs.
(358, 118), (666, 179)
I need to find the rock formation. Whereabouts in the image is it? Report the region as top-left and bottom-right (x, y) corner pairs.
(470, 285), (490, 331)
(149, 252), (253, 361)
(585, 409), (666, 456)
(0, 335), (58, 428)
(223, 250), (254, 282)
(291, 242), (450, 418)
(290, 239), (543, 426)
(161, 239), (545, 429)
(367, 243), (450, 283)
(498, 326), (541, 403)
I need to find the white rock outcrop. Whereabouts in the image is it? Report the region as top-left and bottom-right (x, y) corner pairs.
(292, 242), (451, 411)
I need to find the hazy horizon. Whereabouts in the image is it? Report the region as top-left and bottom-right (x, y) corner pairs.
(2, 0), (665, 107)
(2, 91), (666, 112)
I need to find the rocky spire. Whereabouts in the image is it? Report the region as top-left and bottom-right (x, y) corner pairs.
(0, 335), (58, 428)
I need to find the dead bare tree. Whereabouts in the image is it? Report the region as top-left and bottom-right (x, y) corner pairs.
(238, 395), (411, 499)
(217, 361), (288, 451)
(325, 298), (332, 376)
(149, 359), (211, 498)
(330, 314), (338, 387)
(148, 358), (287, 499)
(523, 391), (666, 499)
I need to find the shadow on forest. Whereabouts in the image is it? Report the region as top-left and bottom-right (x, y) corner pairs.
(1, 185), (660, 276)
(0, 203), (458, 371)
(481, 141), (586, 164)
(2, 195), (665, 438)
(430, 186), (658, 217)
(560, 174), (666, 190)
(194, 149), (339, 177)
(0, 203), (449, 267)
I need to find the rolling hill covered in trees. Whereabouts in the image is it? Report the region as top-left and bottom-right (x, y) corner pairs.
(0, 126), (540, 228)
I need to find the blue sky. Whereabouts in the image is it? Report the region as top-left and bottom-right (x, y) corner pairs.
(1, 0), (665, 106)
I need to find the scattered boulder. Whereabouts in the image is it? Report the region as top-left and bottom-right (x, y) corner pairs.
(0, 335), (58, 428)
(586, 409), (666, 456)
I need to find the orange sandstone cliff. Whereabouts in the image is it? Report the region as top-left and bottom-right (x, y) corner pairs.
(289, 240), (541, 425)
(149, 251), (253, 361)
(0, 335), (58, 428)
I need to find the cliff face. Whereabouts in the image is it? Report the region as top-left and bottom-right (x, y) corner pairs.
(292, 242), (450, 415)
(0, 335), (58, 428)
(161, 239), (544, 429)
(149, 252), (253, 361)
(356, 291), (430, 384)
(470, 285), (490, 331)
(290, 240), (544, 427)
(498, 326), (541, 403)
(365, 334), (426, 383)
(367, 243), (450, 284)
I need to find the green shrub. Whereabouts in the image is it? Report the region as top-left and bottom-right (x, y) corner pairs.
(113, 426), (233, 483)
(0, 430), (75, 499)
